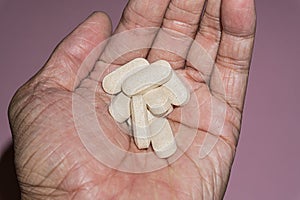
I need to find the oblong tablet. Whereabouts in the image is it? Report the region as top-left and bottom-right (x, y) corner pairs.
(122, 60), (172, 96)
(131, 95), (151, 149)
(143, 87), (172, 116)
(108, 92), (131, 123)
(147, 110), (155, 123)
(162, 71), (190, 106)
(150, 118), (177, 158)
(102, 58), (149, 94)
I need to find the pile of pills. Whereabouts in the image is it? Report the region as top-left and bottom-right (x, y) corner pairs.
(102, 58), (190, 158)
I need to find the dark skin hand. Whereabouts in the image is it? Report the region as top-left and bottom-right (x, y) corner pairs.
(9, 0), (256, 199)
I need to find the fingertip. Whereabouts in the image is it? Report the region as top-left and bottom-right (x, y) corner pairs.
(40, 11), (113, 91)
(221, 0), (256, 36)
(86, 11), (113, 36)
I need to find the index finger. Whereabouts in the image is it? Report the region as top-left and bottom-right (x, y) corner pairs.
(99, 0), (170, 65)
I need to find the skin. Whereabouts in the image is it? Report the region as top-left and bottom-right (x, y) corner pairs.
(8, 0), (256, 199)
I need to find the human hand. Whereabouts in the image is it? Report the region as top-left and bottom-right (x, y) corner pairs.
(9, 0), (256, 199)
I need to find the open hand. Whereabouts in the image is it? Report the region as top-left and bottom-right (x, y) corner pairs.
(9, 0), (256, 199)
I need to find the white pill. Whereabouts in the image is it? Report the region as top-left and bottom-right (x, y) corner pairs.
(102, 58), (149, 94)
(150, 118), (177, 158)
(162, 71), (190, 106)
(143, 87), (172, 116)
(108, 92), (131, 123)
(122, 60), (172, 96)
(147, 110), (155, 122)
(131, 95), (151, 149)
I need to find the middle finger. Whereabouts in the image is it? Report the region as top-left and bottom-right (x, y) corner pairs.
(147, 0), (206, 69)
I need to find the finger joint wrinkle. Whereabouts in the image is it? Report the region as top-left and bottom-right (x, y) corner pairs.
(121, 4), (163, 29)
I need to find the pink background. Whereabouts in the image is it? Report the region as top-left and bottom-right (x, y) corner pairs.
(0, 0), (299, 199)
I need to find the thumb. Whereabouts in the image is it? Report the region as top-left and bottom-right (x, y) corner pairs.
(36, 12), (112, 91)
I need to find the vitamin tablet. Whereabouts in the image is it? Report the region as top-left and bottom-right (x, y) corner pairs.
(102, 58), (149, 94)
(143, 87), (172, 116)
(103, 58), (190, 158)
(121, 60), (172, 96)
(108, 92), (131, 123)
(150, 117), (177, 158)
(131, 95), (151, 149)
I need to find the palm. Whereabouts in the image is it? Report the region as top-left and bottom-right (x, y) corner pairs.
(9, 0), (256, 199)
